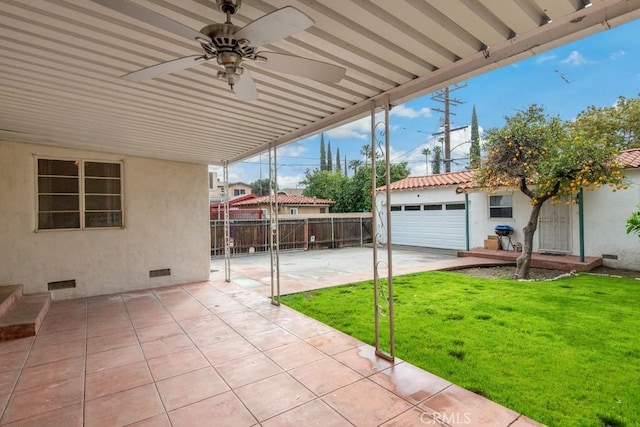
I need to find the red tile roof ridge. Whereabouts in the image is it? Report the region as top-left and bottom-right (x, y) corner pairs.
(618, 147), (640, 168)
(233, 194), (334, 206)
(377, 170), (476, 191)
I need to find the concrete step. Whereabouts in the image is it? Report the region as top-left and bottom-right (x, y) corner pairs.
(0, 292), (51, 342)
(0, 284), (22, 318)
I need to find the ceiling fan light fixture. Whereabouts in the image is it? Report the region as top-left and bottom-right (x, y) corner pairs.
(92, 0), (344, 101)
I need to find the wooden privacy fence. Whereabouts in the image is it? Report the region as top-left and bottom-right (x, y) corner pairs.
(211, 213), (373, 256)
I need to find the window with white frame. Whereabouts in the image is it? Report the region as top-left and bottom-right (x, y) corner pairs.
(233, 188), (246, 196)
(290, 207), (299, 215)
(489, 195), (513, 218)
(37, 158), (123, 230)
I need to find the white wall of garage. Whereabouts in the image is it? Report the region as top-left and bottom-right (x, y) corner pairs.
(375, 186), (467, 250)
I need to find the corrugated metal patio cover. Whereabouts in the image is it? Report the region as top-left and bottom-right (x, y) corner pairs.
(1, 0), (638, 165)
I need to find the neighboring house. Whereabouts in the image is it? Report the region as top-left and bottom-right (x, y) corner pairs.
(375, 171), (473, 250)
(228, 182), (252, 199)
(376, 148), (640, 270)
(208, 173), (252, 203)
(209, 171), (223, 202)
(234, 193), (334, 215)
(210, 194), (261, 220)
(280, 188), (304, 196)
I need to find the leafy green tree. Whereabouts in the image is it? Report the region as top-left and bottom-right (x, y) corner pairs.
(249, 178), (271, 196)
(343, 161), (411, 212)
(469, 105), (481, 169)
(477, 105), (626, 279)
(301, 170), (346, 212)
(302, 160), (410, 213)
(627, 204), (640, 238)
(431, 145), (442, 174)
(573, 95), (640, 149)
(327, 141), (333, 172)
(336, 147), (341, 173)
(320, 134), (327, 171)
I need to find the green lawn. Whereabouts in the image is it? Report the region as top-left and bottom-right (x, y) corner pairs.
(281, 272), (640, 427)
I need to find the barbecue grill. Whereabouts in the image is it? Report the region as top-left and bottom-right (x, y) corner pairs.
(495, 225), (514, 250)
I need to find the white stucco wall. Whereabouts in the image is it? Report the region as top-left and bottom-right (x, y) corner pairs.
(382, 186), (466, 206)
(582, 169), (640, 269)
(0, 140), (211, 299)
(467, 170), (640, 270)
(377, 169), (639, 269)
(467, 190), (535, 251)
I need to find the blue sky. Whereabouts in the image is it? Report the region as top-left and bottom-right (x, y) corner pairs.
(215, 18), (640, 188)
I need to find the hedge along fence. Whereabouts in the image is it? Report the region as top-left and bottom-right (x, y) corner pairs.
(211, 213), (373, 256)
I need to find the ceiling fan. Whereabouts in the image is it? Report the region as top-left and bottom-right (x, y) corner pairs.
(92, 0), (346, 101)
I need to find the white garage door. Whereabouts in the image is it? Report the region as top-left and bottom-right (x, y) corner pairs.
(390, 202), (466, 250)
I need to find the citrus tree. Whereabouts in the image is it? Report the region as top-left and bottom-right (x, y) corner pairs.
(477, 105), (626, 279)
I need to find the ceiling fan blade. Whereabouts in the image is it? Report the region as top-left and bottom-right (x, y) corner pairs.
(122, 55), (208, 81)
(235, 7), (313, 48)
(91, 0), (212, 44)
(256, 52), (346, 83)
(234, 69), (258, 101)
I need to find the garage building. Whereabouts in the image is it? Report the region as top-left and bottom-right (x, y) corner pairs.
(376, 171), (474, 250)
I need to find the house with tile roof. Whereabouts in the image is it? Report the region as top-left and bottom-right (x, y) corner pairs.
(376, 148), (640, 270)
(233, 193), (334, 215)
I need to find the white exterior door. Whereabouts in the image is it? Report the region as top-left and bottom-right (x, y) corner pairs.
(390, 202), (466, 250)
(538, 200), (571, 253)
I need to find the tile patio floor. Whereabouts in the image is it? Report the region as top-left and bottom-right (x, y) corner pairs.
(0, 278), (541, 426)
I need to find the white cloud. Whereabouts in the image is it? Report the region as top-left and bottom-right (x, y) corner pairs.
(277, 142), (307, 157)
(208, 165), (245, 183)
(535, 54), (556, 64)
(276, 173), (305, 188)
(325, 108), (427, 140)
(561, 51), (586, 66)
(390, 105), (432, 119)
(610, 50), (625, 60)
(326, 116), (372, 140)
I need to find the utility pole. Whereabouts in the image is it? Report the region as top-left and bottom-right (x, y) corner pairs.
(431, 83), (466, 173)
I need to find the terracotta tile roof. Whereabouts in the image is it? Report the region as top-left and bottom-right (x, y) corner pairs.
(377, 170), (476, 191)
(618, 148), (640, 168)
(382, 149), (640, 194)
(233, 194), (334, 206)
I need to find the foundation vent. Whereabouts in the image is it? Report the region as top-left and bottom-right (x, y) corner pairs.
(149, 268), (171, 278)
(48, 279), (76, 290)
(602, 254), (618, 260)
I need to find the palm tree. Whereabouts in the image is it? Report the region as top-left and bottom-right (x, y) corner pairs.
(349, 159), (363, 174)
(432, 146), (442, 174)
(360, 144), (371, 166)
(421, 148), (431, 174)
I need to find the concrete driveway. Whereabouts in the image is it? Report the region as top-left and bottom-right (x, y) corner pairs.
(210, 246), (507, 297)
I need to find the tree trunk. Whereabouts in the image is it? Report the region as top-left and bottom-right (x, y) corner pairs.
(515, 202), (544, 279)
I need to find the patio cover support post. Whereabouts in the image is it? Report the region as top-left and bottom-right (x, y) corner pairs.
(269, 146), (281, 305)
(223, 161), (231, 282)
(372, 97), (395, 362)
(465, 193), (470, 251)
(579, 188), (585, 262)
